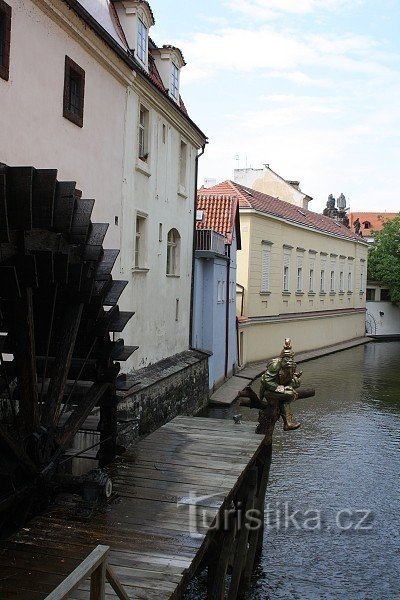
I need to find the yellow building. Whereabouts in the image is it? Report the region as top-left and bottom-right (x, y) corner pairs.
(199, 181), (369, 365)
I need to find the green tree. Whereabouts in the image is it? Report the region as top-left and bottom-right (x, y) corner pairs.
(367, 215), (400, 303)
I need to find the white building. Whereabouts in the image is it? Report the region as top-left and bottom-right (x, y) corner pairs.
(0, 0), (207, 372)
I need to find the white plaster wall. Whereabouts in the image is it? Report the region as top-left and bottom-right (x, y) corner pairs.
(0, 0), (128, 252)
(239, 311), (366, 364)
(1, 0), (206, 372)
(119, 88), (200, 370)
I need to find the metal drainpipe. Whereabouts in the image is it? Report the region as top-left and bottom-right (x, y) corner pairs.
(236, 283), (245, 367)
(189, 144), (206, 349)
(224, 246), (231, 379)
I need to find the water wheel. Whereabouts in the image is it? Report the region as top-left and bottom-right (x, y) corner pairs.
(0, 165), (137, 532)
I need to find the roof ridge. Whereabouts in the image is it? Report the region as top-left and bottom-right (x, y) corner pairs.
(200, 181), (367, 243)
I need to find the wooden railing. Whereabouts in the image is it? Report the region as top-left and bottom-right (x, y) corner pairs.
(44, 545), (129, 600)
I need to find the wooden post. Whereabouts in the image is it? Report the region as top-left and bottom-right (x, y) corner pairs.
(227, 467), (257, 600)
(207, 512), (236, 600)
(90, 561), (106, 600)
(242, 444), (272, 591)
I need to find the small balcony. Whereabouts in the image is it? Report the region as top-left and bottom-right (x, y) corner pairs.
(196, 229), (226, 256)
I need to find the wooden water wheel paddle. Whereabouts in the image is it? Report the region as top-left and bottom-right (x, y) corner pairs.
(0, 165), (137, 533)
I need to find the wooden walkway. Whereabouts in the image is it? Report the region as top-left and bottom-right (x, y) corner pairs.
(0, 416), (265, 599)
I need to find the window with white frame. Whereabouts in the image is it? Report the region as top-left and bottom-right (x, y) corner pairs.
(261, 243), (271, 293)
(283, 247), (291, 292)
(171, 62), (180, 99)
(309, 255), (315, 292)
(137, 18), (148, 64)
(179, 140), (187, 188)
(339, 258), (345, 292)
(330, 257), (336, 292)
(320, 256), (326, 293)
(348, 259), (354, 292)
(296, 252), (304, 292)
(134, 214), (147, 268)
(166, 228), (180, 275)
(138, 105), (149, 160)
(330, 270), (335, 292)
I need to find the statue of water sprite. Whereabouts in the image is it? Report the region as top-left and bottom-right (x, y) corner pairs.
(238, 339), (315, 435)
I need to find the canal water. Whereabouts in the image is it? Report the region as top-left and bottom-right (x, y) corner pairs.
(190, 341), (400, 599)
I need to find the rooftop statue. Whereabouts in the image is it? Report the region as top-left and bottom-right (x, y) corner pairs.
(323, 194), (338, 219)
(238, 339), (315, 436)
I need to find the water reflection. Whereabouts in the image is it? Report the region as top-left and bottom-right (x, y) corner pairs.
(198, 341), (400, 599)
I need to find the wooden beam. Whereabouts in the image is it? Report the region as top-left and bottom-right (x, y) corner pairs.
(55, 381), (110, 450)
(106, 565), (130, 600)
(42, 302), (83, 428)
(14, 287), (39, 431)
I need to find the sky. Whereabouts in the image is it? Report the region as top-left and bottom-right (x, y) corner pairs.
(148, 0), (400, 213)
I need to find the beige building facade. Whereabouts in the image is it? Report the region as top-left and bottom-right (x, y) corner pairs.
(200, 182), (369, 365)
(0, 0), (207, 371)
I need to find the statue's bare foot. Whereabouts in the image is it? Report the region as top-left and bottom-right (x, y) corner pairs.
(283, 422), (301, 431)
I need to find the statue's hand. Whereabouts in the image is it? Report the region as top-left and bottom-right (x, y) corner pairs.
(284, 386), (298, 399)
(294, 371), (303, 377)
(276, 385), (285, 393)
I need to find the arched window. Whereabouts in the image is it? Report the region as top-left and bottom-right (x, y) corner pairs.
(166, 228), (180, 275)
(363, 221), (371, 230)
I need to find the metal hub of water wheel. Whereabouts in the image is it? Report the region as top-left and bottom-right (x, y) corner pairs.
(0, 165), (137, 532)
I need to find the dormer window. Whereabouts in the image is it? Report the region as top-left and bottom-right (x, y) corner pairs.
(137, 17), (148, 64)
(150, 45), (186, 103)
(171, 62), (179, 99)
(111, 1), (154, 71)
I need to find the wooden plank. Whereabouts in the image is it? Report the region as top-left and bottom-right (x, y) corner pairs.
(53, 181), (76, 232)
(103, 281), (128, 306)
(32, 169), (57, 229)
(70, 199), (95, 243)
(0, 416), (265, 600)
(6, 166), (33, 230)
(95, 250), (119, 280)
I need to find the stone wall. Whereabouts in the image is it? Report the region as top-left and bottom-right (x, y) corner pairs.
(116, 350), (209, 447)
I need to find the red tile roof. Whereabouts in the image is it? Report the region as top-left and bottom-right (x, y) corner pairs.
(348, 212), (398, 237)
(196, 193), (239, 245)
(199, 181), (367, 243)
